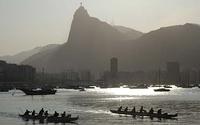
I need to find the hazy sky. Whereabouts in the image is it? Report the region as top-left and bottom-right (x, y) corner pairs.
(0, 0), (200, 56)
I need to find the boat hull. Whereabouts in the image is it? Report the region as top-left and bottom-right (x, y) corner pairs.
(19, 114), (79, 123)
(20, 89), (57, 95)
(154, 88), (170, 92)
(47, 116), (79, 123)
(110, 110), (177, 119)
(19, 114), (46, 120)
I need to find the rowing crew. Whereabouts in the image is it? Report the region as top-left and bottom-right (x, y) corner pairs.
(118, 106), (163, 115)
(23, 108), (71, 118)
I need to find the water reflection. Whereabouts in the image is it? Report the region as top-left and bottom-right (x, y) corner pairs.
(100, 88), (157, 96)
(1, 87), (200, 125)
(21, 119), (79, 125)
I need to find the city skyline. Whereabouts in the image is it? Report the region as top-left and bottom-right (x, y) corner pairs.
(0, 0), (200, 56)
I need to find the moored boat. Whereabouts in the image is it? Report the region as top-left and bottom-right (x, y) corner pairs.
(154, 88), (170, 92)
(20, 88), (57, 95)
(79, 87), (86, 91)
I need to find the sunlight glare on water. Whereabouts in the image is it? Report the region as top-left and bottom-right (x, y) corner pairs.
(90, 87), (177, 96)
(1, 87), (200, 125)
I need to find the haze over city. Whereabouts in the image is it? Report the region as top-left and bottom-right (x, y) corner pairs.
(0, 0), (200, 56)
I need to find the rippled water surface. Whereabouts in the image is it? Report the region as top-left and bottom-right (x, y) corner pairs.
(0, 87), (200, 125)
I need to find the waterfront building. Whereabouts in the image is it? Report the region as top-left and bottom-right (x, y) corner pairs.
(0, 60), (6, 82)
(0, 60), (36, 88)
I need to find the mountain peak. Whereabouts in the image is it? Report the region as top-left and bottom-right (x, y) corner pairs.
(74, 5), (89, 19)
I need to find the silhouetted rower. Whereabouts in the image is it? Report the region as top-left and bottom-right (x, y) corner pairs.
(53, 111), (59, 117)
(139, 106), (144, 113)
(44, 111), (48, 117)
(32, 110), (35, 116)
(24, 109), (30, 116)
(157, 109), (162, 115)
(66, 114), (71, 118)
(124, 107), (128, 112)
(38, 108), (44, 116)
(131, 107), (136, 113)
(118, 106), (122, 111)
(61, 111), (66, 117)
(149, 108), (154, 114)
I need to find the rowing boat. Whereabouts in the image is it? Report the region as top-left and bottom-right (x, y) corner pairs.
(149, 113), (178, 119)
(110, 109), (177, 119)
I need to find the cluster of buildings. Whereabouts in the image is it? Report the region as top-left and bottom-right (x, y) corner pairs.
(36, 69), (92, 88)
(1, 58), (200, 89)
(102, 58), (200, 87)
(0, 60), (36, 89)
(0, 60), (92, 89)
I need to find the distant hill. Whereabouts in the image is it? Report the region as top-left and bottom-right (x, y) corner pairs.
(129, 23), (200, 70)
(22, 6), (200, 73)
(0, 44), (59, 64)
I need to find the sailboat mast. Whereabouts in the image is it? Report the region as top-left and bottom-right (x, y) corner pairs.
(158, 68), (161, 85)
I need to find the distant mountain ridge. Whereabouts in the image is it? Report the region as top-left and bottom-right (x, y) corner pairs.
(114, 25), (143, 40)
(0, 44), (59, 64)
(22, 6), (200, 73)
(129, 23), (200, 70)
